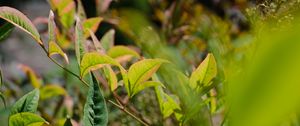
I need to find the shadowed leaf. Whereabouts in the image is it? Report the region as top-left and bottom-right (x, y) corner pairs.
(0, 22), (14, 41)
(64, 117), (73, 126)
(100, 29), (115, 51)
(10, 89), (40, 115)
(83, 73), (108, 126)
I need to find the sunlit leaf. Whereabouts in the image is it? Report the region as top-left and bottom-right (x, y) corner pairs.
(10, 89), (40, 115)
(48, 41), (69, 64)
(128, 59), (167, 96)
(189, 53), (217, 92)
(83, 73), (108, 126)
(103, 66), (118, 91)
(100, 29), (115, 51)
(75, 17), (85, 66)
(0, 22), (14, 41)
(63, 117), (73, 126)
(155, 86), (181, 119)
(18, 64), (42, 88)
(0, 6), (42, 44)
(9, 112), (47, 126)
(40, 84), (67, 100)
(107, 46), (140, 61)
(83, 17), (102, 38)
(132, 81), (162, 97)
(80, 52), (120, 77)
(48, 0), (75, 28)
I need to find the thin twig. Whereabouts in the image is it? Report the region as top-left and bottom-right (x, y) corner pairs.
(108, 100), (150, 126)
(38, 42), (149, 125)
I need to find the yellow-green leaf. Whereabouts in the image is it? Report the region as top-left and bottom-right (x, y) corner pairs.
(128, 59), (167, 96)
(155, 86), (181, 119)
(80, 52), (120, 77)
(40, 84), (67, 100)
(48, 41), (69, 64)
(19, 64), (42, 88)
(189, 53), (217, 92)
(132, 81), (162, 97)
(48, 0), (75, 29)
(9, 112), (47, 126)
(83, 17), (102, 38)
(0, 6), (42, 44)
(103, 66), (118, 91)
(107, 46), (140, 61)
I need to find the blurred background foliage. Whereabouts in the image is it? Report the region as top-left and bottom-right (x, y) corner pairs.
(1, 0), (300, 126)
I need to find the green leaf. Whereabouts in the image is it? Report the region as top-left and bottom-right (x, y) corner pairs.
(128, 59), (167, 96)
(0, 22), (14, 41)
(40, 84), (67, 100)
(9, 112), (47, 126)
(131, 81), (162, 97)
(63, 117), (73, 126)
(75, 17), (85, 66)
(83, 17), (102, 38)
(0, 66), (3, 87)
(48, 10), (56, 42)
(189, 53), (217, 92)
(100, 29), (115, 51)
(83, 73), (108, 126)
(107, 46), (140, 60)
(10, 89), (40, 115)
(0, 67), (5, 107)
(19, 64), (42, 88)
(0, 92), (5, 107)
(103, 66), (118, 91)
(0, 6), (42, 44)
(80, 52), (120, 77)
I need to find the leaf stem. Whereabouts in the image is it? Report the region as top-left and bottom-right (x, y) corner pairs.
(39, 43), (149, 125)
